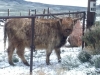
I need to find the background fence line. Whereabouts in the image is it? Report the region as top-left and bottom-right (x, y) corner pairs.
(0, 8), (83, 19)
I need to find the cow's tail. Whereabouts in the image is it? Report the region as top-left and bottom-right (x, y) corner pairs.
(4, 22), (7, 50)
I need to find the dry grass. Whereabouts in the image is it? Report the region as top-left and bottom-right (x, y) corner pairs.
(34, 70), (50, 75)
(55, 68), (67, 75)
(33, 67), (67, 75)
(18, 68), (67, 75)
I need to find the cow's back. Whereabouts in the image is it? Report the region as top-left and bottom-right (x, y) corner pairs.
(5, 18), (61, 49)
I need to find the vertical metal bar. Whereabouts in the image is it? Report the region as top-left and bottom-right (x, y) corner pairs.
(34, 9), (37, 18)
(30, 16), (35, 75)
(82, 12), (86, 49)
(42, 9), (45, 18)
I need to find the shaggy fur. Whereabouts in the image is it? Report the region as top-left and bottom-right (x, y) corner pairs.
(4, 17), (75, 66)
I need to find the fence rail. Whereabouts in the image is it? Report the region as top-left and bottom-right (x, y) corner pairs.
(0, 8), (84, 18)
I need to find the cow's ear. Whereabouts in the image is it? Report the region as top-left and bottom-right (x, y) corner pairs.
(73, 18), (78, 24)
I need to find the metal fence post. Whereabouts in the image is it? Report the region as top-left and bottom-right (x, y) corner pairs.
(30, 15), (35, 75)
(82, 12), (86, 49)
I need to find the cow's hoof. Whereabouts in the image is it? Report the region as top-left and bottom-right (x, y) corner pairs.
(58, 59), (61, 63)
(9, 62), (15, 66)
(24, 62), (30, 66)
(46, 62), (50, 65)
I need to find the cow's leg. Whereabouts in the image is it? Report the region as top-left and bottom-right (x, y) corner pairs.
(55, 48), (61, 63)
(7, 44), (15, 66)
(16, 45), (29, 66)
(46, 48), (53, 65)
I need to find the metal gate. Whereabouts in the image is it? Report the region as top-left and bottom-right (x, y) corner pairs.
(0, 11), (86, 75)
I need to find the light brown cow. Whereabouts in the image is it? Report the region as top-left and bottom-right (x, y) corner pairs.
(4, 17), (76, 66)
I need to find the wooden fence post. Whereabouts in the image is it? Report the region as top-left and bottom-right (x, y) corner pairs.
(20, 12), (21, 16)
(29, 9), (31, 16)
(34, 9), (37, 18)
(43, 9), (45, 14)
(69, 11), (70, 17)
(87, 0), (96, 28)
(47, 7), (50, 18)
(35, 9), (36, 15)
(8, 9), (10, 16)
(41, 9), (45, 18)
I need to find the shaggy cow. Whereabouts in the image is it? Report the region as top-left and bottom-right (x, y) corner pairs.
(4, 17), (76, 66)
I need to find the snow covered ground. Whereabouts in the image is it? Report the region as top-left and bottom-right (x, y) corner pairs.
(0, 19), (100, 75)
(96, 16), (100, 21)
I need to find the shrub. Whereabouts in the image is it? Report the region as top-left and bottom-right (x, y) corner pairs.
(90, 55), (100, 68)
(61, 55), (81, 70)
(78, 51), (91, 63)
(95, 21), (100, 26)
(82, 24), (100, 54)
(12, 57), (19, 63)
(83, 26), (100, 47)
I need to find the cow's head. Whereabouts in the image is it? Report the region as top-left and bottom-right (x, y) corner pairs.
(59, 17), (77, 37)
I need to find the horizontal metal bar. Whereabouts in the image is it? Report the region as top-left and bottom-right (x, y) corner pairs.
(34, 11), (86, 16)
(0, 11), (86, 19)
(0, 16), (36, 19)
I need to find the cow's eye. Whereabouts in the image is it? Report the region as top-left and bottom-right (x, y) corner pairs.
(65, 29), (71, 32)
